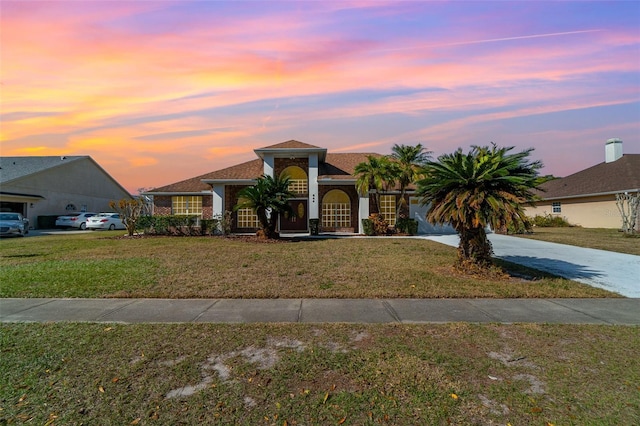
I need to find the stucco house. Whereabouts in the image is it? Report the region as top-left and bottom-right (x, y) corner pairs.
(0, 156), (131, 229)
(146, 140), (436, 234)
(527, 139), (640, 229)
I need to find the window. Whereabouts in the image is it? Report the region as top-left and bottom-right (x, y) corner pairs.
(380, 195), (396, 226)
(280, 166), (308, 195)
(322, 190), (351, 228)
(172, 196), (202, 216)
(237, 208), (260, 228)
(552, 202), (561, 214)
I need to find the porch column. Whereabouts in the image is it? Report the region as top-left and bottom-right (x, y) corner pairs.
(358, 195), (370, 234)
(263, 154), (274, 177)
(308, 153), (319, 219)
(212, 184), (224, 216)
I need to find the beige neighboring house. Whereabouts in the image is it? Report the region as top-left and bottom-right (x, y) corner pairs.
(527, 139), (640, 229)
(0, 156), (131, 229)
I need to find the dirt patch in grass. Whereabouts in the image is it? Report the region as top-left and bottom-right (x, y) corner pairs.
(2, 323), (638, 425)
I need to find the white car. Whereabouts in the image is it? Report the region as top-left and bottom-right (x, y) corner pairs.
(0, 212), (29, 237)
(87, 213), (126, 231)
(55, 212), (97, 230)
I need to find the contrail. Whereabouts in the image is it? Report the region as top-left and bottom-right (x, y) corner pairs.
(380, 29), (602, 52)
(441, 29), (603, 47)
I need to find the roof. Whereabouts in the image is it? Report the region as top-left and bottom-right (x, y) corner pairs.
(539, 154), (640, 199)
(0, 156), (87, 184)
(259, 140), (323, 150)
(318, 153), (381, 180)
(147, 151), (381, 193)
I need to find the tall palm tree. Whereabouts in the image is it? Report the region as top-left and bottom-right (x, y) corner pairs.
(390, 143), (432, 217)
(235, 174), (295, 239)
(355, 155), (398, 213)
(416, 144), (547, 268)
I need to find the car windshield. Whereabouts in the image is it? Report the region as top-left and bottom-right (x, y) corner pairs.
(0, 214), (20, 220)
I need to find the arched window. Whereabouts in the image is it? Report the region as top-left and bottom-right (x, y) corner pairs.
(280, 166), (308, 195)
(322, 190), (351, 228)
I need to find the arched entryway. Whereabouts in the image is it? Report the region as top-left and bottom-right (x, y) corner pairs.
(322, 189), (351, 230)
(280, 166), (308, 232)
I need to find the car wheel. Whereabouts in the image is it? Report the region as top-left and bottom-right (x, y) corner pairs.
(80, 222), (86, 230)
(109, 224), (115, 230)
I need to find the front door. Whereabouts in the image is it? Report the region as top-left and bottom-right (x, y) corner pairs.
(280, 200), (308, 232)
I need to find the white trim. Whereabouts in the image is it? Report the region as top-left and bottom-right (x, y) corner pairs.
(212, 184), (224, 216)
(541, 188), (640, 201)
(309, 153), (319, 219)
(358, 195), (369, 234)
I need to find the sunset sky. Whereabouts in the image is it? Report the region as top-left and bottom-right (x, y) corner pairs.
(1, 1), (639, 194)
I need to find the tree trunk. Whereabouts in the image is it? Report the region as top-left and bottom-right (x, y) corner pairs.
(457, 226), (493, 268)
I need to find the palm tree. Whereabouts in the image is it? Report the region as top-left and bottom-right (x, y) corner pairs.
(390, 143), (432, 217)
(235, 174), (295, 239)
(416, 144), (547, 269)
(354, 155), (398, 213)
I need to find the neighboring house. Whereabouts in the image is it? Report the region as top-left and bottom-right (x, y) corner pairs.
(527, 139), (640, 229)
(146, 140), (434, 234)
(0, 156), (132, 229)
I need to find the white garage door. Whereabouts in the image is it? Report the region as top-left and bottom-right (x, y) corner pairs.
(409, 197), (456, 235)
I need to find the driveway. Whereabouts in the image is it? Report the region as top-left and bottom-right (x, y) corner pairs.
(424, 233), (640, 298)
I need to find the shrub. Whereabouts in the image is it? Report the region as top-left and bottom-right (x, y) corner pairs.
(396, 218), (418, 235)
(531, 214), (572, 227)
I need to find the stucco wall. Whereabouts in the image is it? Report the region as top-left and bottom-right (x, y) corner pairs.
(526, 195), (627, 229)
(3, 158), (131, 228)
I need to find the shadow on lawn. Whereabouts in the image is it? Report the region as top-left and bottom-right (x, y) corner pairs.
(499, 255), (602, 281)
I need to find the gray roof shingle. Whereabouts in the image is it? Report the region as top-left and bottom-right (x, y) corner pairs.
(0, 156), (87, 183)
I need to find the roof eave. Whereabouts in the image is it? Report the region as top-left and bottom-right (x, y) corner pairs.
(540, 188), (640, 201)
(254, 148), (327, 162)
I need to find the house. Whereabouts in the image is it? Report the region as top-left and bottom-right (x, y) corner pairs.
(146, 140), (433, 234)
(527, 139), (640, 229)
(0, 156), (132, 229)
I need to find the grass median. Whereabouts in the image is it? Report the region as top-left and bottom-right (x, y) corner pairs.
(1, 322), (638, 425)
(512, 227), (640, 256)
(0, 232), (616, 298)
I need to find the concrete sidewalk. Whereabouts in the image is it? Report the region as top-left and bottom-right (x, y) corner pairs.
(1, 298), (639, 325)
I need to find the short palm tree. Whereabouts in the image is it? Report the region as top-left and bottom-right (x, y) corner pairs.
(355, 155), (398, 213)
(390, 143), (432, 217)
(235, 174), (295, 239)
(416, 144), (547, 269)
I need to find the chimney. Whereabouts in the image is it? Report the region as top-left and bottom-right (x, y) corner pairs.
(605, 138), (623, 163)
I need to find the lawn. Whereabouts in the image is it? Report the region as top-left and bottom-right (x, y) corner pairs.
(0, 232), (616, 298)
(1, 323), (638, 425)
(513, 227), (640, 256)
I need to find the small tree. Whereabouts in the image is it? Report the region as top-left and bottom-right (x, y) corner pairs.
(417, 144), (548, 270)
(390, 143), (432, 217)
(616, 191), (639, 235)
(235, 175), (295, 239)
(109, 197), (147, 237)
(355, 155), (398, 213)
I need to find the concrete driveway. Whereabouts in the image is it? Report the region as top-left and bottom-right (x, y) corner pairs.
(424, 233), (640, 298)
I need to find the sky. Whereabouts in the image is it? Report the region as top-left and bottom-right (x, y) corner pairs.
(1, 0), (639, 194)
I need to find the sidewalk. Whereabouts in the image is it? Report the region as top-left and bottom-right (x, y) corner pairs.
(1, 298), (639, 325)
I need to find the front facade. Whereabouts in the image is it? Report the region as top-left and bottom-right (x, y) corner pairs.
(146, 140), (410, 234)
(0, 156), (132, 229)
(526, 139), (640, 230)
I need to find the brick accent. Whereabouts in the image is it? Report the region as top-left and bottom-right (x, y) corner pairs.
(274, 158), (309, 178)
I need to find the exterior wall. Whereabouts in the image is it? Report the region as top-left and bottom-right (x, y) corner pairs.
(526, 195), (626, 229)
(318, 184), (359, 232)
(3, 158), (131, 229)
(154, 196), (172, 216)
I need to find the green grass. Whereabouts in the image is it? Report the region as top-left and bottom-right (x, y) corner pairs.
(513, 227), (640, 256)
(0, 232), (616, 298)
(1, 323), (638, 425)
